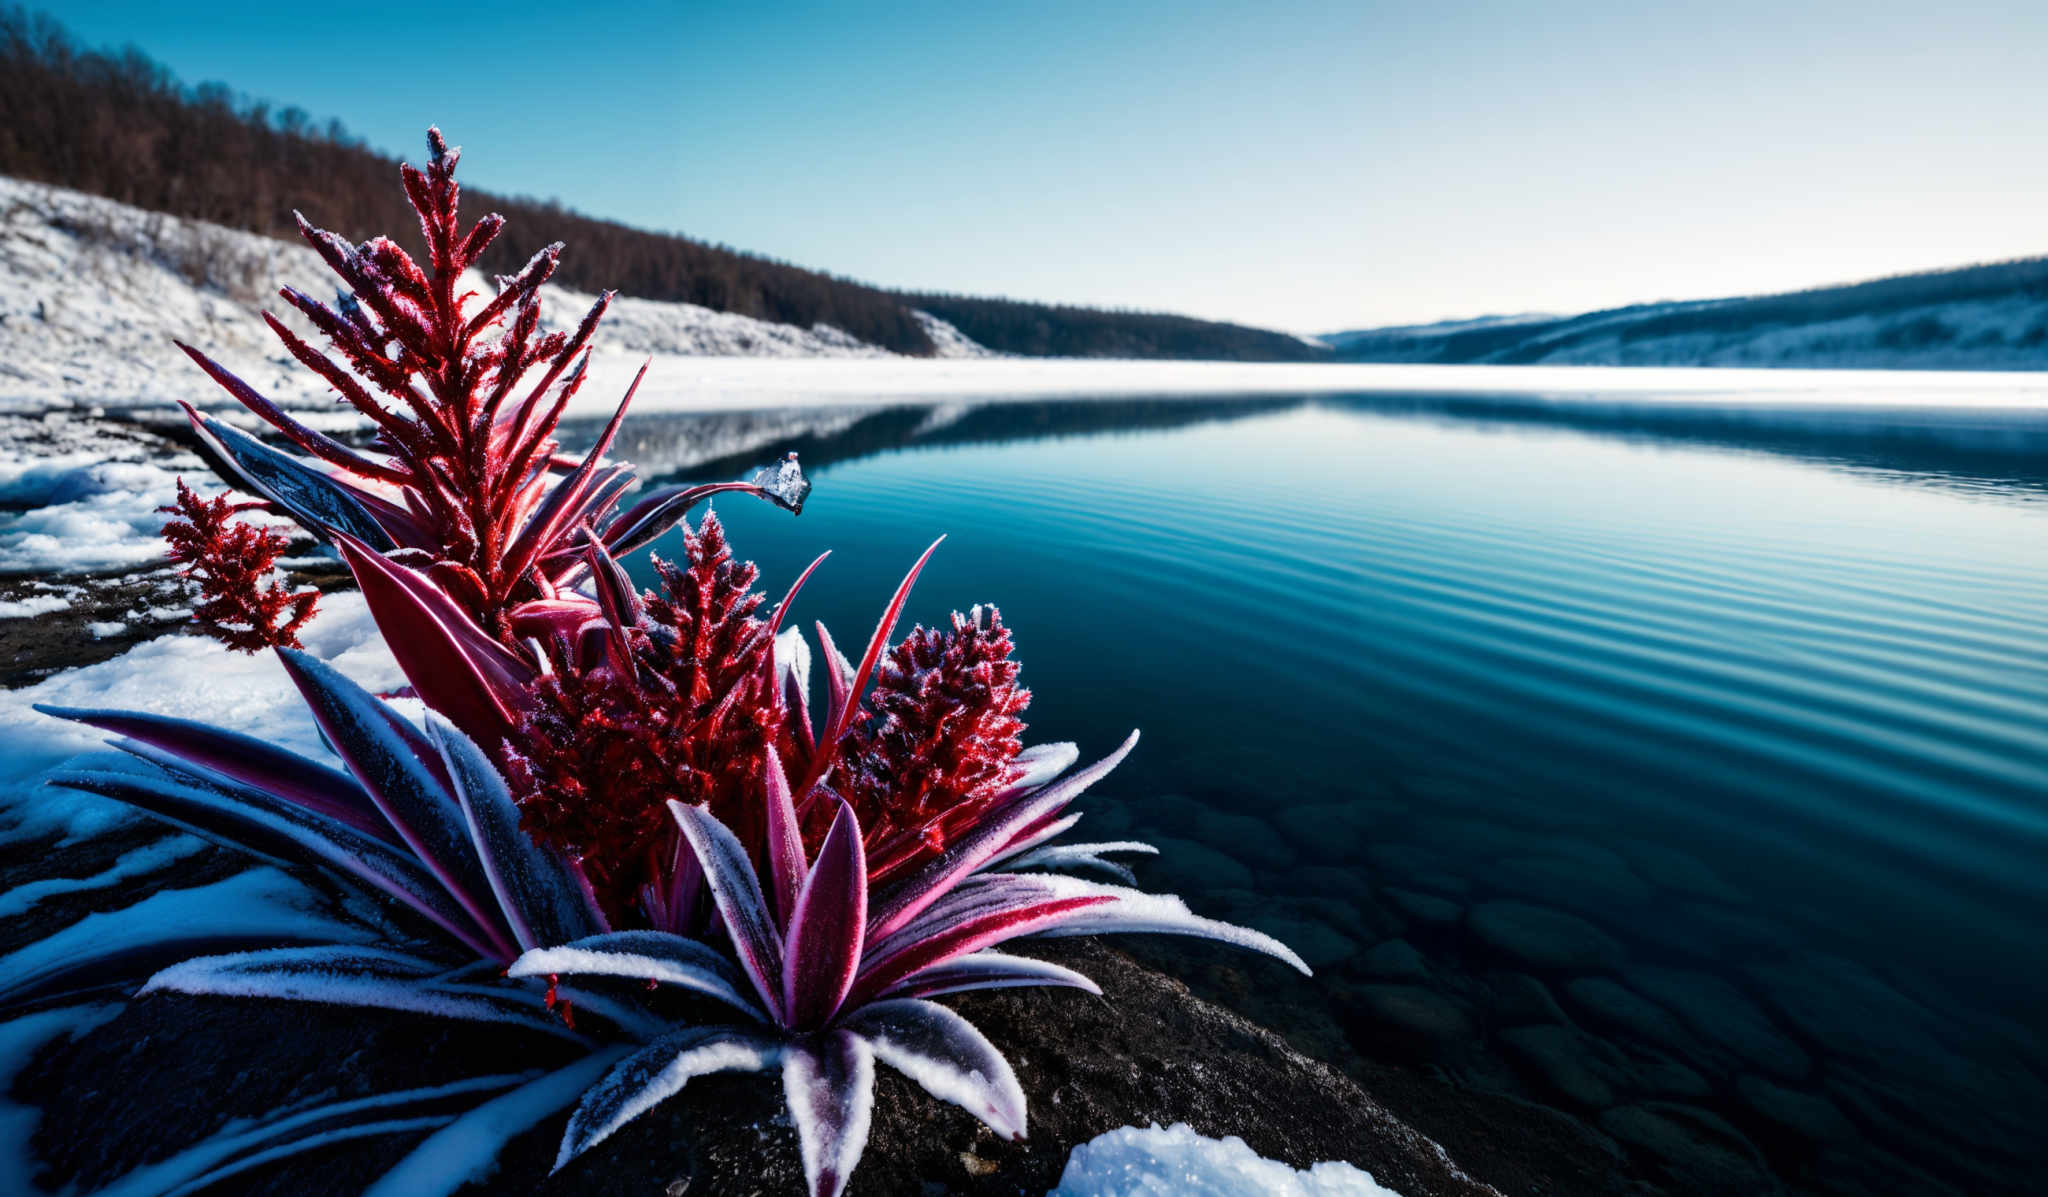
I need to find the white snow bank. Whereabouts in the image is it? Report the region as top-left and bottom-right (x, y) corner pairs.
(1051, 1123), (1398, 1197)
(0, 591), (401, 841)
(0, 176), (337, 411)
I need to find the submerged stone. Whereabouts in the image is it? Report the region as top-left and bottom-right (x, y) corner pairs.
(1465, 902), (1625, 972)
(1486, 972), (1569, 1027)
(1194, 809), (1298, 871)
(1487, 852), (1654, 916)
(1628, 967), (1810, 1081)
(1360, 939), (1431, 982)
(1143, 835), (1254, 891)
(1356, 984), (1474, 1047)
(1734, 1074), (1856, 1144)
(1562, 977), (1702, 1060)
(1382, 887), (1463, 928)
(1498, 1025), (1615, 1108)
(1596, 1104), (1777, 1194)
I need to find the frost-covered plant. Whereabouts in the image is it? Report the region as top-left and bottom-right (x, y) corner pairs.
(510, 737), (1307, 1197)
(177, 126), (806, 646)
(158, 478), (320, 651)
(20, 127), (1313, 1197)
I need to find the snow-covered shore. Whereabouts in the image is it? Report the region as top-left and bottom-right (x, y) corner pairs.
(0, 176), (990, 414)
(562, 352), (2048, 417)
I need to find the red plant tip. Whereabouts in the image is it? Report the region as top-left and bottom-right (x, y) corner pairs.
(159, 479), (320, 653)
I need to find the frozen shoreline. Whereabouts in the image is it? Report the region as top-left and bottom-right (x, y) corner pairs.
(557, 353), (2048, 418)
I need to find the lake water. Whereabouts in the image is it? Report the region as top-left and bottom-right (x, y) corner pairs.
(594, 390), (2047, 1196)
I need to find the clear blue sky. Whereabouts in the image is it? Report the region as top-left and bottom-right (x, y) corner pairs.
(46, 0), (2048, 332)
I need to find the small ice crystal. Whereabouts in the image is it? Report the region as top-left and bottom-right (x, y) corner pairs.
(751, 451), (812, 515)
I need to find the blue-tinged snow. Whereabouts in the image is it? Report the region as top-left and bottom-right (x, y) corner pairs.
(0, 835), (204, 918)
(0, 865), (378, 1002)
(1051, 1123), (1398, 1196)
(0, 1003), (122, 1195)
(0, 591), (401, 840)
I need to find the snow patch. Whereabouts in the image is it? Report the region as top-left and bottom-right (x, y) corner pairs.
(0, 865), (378, 1005)
(1052, 1123), (1398, 1196)
(0, 834), (205, 918)
(0, 594), (69, 618)
(912, 311), (999, 359)
(0, 591), (401, 841)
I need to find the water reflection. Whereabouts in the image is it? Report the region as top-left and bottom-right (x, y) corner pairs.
(562, 390), (2048, 503)
(580, 393), (2048, 1195)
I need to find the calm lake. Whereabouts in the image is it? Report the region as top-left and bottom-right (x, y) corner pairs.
(587, 389), (2048, 1196)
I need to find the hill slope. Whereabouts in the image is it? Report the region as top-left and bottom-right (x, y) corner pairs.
(1326, 258), (2048, 370)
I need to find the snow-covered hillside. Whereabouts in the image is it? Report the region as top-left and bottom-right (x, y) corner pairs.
(0, 176), (992, 411)
(1325, 263), (2048, 370)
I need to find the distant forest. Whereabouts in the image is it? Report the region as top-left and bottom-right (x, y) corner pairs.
(0, 6), (1320, 362)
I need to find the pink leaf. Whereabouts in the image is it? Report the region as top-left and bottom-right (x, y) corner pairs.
(782, 801), (867, 1030)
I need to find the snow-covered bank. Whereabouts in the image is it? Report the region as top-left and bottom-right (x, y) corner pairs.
(0, 176), (991, 412)
(561, 354), (2048, 417)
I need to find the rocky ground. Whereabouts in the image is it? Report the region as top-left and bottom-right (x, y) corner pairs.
(17, 934), (1506, 1196)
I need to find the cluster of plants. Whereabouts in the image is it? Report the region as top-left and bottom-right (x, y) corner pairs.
(23, 131), (1306, 1197)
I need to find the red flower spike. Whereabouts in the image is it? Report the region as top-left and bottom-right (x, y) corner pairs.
(509, 511), (785, 920)
(177, 127), (804, 650)
(159, 479), (320, 653)
(837, 604), (1030, 885)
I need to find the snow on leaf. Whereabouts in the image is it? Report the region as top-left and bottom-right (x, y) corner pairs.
(877, 950), (1100, 1001)
(141, 946), (587, 1041)
(508, 931), (763, 1019)
(841, 998), (1026, 1140)
(361, 1047), (632, 1197)
(783, 1030), (875, 1197)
